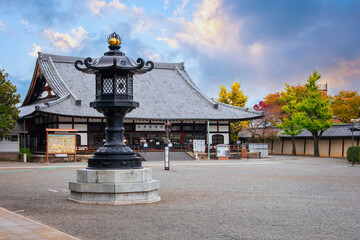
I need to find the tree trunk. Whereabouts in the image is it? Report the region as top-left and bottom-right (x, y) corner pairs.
(291, 136), (296, 156)
(313, 134), (320, 157)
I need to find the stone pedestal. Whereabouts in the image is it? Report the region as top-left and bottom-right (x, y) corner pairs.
(69, 168), (160, 205)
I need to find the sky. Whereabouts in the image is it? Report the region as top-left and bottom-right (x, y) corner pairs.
(1, 0), (360, 107)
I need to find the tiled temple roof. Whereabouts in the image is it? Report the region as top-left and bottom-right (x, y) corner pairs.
(19, 53), (263, 121)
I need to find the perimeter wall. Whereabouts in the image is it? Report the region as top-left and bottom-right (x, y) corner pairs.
(270, 138), (360, 158)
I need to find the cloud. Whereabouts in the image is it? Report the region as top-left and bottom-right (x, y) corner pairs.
(89, 0), (145, 16)
(132, 4), (144, 14)
(20, 20), (29, 27)
(322, 56), (360, 92)
(28, 43), (43, 58)
(156, 37), (179, 49)
(158, 0), (244, 58)
(142, 50), (161, 62)
(89, 0), (106, 14)
(174, 0), (190, 16)
(0, 21), (5, 30)
(44, 27), (88, 52)
(164, 0), (169, 10)
(109, 0), (127, 10)
(134, 20), (149, 34)
(247, 42), (266, 63)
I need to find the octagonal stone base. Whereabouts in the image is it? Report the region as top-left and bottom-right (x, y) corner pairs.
(69, 168), (161, 205)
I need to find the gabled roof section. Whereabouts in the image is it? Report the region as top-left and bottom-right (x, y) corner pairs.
(19, 52), (263, 121)
(22, 53), (81, 107)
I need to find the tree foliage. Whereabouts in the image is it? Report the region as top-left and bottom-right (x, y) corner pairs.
(217, 81), (248, 107)
(0, 69), (20, 138)
(244, 101), (279, 142)
(295, 70), (332, 157)
(218, 86), (230, 104)
(331, 90), (360, 123)
(277, 84), (303, 155)
(217, 81), (248, 143)
(264, 84), (308, 124)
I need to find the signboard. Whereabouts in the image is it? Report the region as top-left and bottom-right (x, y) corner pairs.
(193, 140), (205, 153)
(197, 140), (202, 153)
(46, 128), (77, 163)
(200, 140), (205, 153)
(48, 134), (76, 154)
(193, 140), (198, 153)
(136, 124), (165, 131)
(216, 144), (230, 160)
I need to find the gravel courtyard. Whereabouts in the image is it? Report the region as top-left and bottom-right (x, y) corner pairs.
(0, 156), (359, 240)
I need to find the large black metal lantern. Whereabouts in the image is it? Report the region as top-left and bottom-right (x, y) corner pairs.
(75, 32), (154, 169)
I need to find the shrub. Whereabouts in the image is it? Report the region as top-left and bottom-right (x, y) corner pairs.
(347, 146), (360, 164)
(20, 147), (32, 160)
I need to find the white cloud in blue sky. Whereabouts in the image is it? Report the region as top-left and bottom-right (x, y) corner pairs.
(1, 0), (360, 107)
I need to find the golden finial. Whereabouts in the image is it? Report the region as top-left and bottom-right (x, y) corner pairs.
(107, 32), (121, 46)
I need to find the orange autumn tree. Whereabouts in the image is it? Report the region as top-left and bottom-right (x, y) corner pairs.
(264, 84), (307, 124)
(331, 90), (360, 123)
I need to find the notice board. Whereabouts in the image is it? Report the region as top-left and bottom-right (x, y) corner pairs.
(47, 134), (76, 154)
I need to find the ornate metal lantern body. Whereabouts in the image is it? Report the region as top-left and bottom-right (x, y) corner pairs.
(75, 33), (153, 169)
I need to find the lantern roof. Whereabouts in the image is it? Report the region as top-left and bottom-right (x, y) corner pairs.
(75, 32), (154, 75)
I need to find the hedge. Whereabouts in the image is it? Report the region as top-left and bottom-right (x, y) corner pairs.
(347, 146), (360, 164)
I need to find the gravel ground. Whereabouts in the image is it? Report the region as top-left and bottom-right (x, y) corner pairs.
(0, 156), (359, 240)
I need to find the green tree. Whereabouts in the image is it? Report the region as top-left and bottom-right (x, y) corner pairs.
(295, 70), (332, 157)
(217, 81), (248, 142)
(277, 84), (303, 156)
(331, 90), (360, 123)
(0, 69), (20, 138)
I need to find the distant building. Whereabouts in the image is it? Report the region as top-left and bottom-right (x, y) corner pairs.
(18, 53), (262, 153)
(0, 122), (27, 161)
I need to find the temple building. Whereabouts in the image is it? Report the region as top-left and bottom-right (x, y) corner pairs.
(18, 52), (263, 153)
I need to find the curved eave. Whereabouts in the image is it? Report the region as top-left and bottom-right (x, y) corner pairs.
(22, 62), (40, 106)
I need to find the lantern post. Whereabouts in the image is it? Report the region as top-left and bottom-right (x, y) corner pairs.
(69, 33), (161, 205)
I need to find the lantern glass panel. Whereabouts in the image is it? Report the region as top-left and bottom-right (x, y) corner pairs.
(103, 78), (113, 94)
(116, 77), (127, 94)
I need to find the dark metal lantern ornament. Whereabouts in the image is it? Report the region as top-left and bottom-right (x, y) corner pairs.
(74, 32), (154, 169)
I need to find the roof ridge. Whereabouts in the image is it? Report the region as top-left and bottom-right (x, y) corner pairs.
(216, 101), (263, 115)
(39, 52), (184, 70)
(174, 65), (215, 108)
(48, 56), (82, 106)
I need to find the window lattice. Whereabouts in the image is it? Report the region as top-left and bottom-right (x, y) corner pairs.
(116, 78), (127, 94)
(128, 78), (133, 95)
(103, 78), (113, 94)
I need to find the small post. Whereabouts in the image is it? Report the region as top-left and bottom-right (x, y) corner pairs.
(46, 130), (49, 164)
(74, 132), (77, 163)
(207, 120), (210, 159)
(352, 124), (354, 166)
(164, 121), (171, 170)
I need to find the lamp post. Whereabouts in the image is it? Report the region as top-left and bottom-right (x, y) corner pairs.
(74, 32), (153, 169)
(69, 33), (160, 205)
